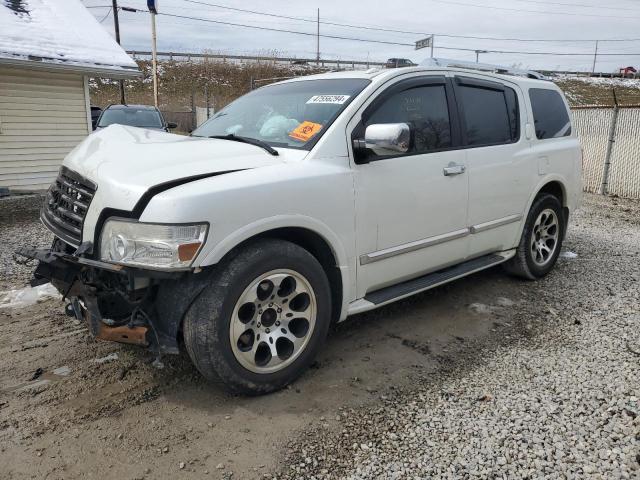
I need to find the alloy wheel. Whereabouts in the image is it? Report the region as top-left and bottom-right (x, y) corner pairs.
(530, 208), (559, 266)
(229, 269), (317, 374)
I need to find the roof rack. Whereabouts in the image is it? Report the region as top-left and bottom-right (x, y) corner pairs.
(420, 57), (548, 80)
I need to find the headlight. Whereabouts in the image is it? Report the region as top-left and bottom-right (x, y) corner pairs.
(99, 219), (208, 270)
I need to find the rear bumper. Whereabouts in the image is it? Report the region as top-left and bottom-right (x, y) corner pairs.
(15, 245), (212, 355)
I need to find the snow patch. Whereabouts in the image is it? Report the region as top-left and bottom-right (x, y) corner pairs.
(0, 0), (138, 73)
(555, 74), (640, 90)
(468, 303), (493, 315)
(52, 366), (71, 377)
(560, 251), (579, 259)
(496, 297), (515, 307)
(94, 353), (119, 364)
(0, 283), (61, 309)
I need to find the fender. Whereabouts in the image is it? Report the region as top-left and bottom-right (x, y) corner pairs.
(197, 214), (354, 321)
(90, 170), (246, 249)
(513, 173), (570, 245)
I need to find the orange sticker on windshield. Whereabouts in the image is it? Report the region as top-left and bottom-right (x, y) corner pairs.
(289, 121), (323, 142)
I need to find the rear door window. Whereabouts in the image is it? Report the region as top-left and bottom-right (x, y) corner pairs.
(529, 88), (572, 139)
(456, 79), (517, 146)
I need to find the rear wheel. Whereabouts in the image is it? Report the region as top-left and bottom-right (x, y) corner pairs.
(183, 239), (331, 395)
(504, 193), (565, 280)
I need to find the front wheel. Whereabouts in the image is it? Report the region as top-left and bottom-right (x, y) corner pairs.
(183, 239), (331, 395)
(503, 193), (565, 280)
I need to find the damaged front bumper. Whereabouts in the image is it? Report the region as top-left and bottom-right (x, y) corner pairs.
(16, 242), (212, 355)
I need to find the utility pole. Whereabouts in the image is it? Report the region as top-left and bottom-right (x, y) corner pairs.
(430, 35), (434, 58)
(316, 8), (320, 65)
(592, 40), (599, 74)
(111, 0), (126, 104)
(149, 2), (159, 108)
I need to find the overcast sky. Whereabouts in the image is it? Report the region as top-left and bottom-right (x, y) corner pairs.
(82, 0), (640, 72)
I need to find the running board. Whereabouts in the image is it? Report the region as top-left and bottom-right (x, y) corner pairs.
(364, 253), (506, 306)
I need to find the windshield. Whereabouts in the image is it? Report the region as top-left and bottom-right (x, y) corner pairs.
(192, 78), (370, 149)
(98, 108), (164, 128)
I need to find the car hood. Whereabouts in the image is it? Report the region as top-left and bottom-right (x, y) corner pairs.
(63, 124), (305, 212)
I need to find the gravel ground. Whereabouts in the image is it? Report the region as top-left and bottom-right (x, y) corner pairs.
(0, 193), (638, 479)
(0, 194), (51, 291)
(280, 194), (640, 479)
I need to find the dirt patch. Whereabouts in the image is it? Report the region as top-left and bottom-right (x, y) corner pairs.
(0, 270), (531, 479)
(1, 193), (639, 479)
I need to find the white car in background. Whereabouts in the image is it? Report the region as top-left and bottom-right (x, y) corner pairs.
(20, 59), (581, 395)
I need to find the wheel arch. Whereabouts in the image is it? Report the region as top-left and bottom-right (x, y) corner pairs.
(198, 217), (351, 323)
(537, 180), (566, 207)
(512, 177), (570, 249)
(531, 178), (570, 236)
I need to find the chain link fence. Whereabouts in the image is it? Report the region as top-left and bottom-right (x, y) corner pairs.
(572, 99), (640, 199)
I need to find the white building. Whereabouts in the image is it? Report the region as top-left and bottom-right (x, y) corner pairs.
(0, 0), (140, 192)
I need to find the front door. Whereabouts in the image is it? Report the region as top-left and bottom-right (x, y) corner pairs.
(351, 76), (469, 298)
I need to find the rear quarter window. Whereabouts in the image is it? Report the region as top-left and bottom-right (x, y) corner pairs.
(529, 88), (572, 140)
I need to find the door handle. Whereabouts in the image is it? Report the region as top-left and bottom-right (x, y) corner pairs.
(443, 164), (466, 176)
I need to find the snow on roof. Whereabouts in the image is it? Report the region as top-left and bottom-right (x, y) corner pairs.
(0, 0), (140, 78)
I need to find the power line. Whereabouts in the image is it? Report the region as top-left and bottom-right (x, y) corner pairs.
(428, 0), (640, 20)
(182, 0), (640, 42)
(98, 6), (113, 22)
(93, 0), (640, 43)
(157, 11), (417, 46)
(510, 0), (640, 11)
(128, 9), (640, 56)
(180, 0), (316, 24)
(175, 0), (640, 42)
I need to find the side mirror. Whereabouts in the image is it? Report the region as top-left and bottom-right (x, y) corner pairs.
(166, 122), (178, 130)
(360, 123), (410, 157)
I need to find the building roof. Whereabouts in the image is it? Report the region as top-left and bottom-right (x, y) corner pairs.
(0, 0), (140, 78)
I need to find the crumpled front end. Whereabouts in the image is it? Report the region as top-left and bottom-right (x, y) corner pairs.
(23, 150), (231, 354)
(17, 238), (212, 355)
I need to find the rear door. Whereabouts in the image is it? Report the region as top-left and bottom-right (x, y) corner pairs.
(453, 75), (535, 257)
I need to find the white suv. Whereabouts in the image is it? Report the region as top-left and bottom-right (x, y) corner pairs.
(21, 60), (582, 395)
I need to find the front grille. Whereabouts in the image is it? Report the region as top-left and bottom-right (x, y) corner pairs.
(41, 167), (97, 247)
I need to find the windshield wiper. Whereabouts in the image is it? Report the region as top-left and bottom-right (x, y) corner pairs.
(208, 134), (279, 156)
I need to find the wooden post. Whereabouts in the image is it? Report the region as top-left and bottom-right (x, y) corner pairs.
(191, 87), (196, 130)
(205, 85), (210, 119)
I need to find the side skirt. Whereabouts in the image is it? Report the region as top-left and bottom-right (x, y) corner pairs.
(346, 250), (515, 316)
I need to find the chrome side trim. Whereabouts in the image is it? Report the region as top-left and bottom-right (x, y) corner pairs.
(358, 215), (522, 266)
(469, 214), (523, 234)
(359, 228), (470, 266)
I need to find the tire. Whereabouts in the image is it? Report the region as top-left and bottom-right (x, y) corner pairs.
(503, 193), (565, 280)
(183, 239), (332, 395)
